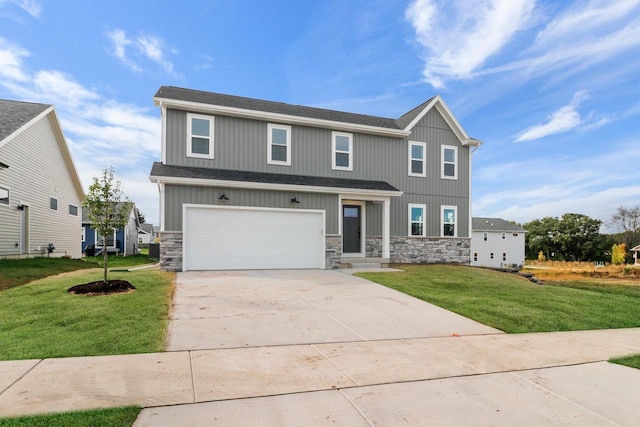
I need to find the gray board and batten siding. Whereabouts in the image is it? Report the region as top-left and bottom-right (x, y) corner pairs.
(162, 107), (470, 237)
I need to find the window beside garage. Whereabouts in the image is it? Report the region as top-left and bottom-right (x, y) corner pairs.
(442, 206), (457, 237)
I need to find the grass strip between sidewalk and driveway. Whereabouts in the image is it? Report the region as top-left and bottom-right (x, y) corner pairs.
(0, 268), (174, 360)
(0, 406), (140, 427)
(357, 264), (640, 333)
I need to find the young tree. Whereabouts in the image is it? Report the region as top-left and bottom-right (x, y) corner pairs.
(84, 167), (131, 283)
(611, 243), (626, 265)
(136, 208), (146, 224)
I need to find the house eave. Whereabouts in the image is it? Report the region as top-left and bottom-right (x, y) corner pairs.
(149, 174), (404, 198)
(154, 97), (411, 138)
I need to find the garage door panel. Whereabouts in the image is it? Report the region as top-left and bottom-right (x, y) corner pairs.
(184, 206), (325, 271)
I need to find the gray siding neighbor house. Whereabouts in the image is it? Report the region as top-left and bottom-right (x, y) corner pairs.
(0, 99), (84, 258)
(150, 86), (481, 271)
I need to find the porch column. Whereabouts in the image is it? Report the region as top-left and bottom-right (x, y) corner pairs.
(382, 197), (391, 259)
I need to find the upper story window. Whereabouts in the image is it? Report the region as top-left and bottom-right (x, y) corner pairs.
(483, 232), (488, 241)
(50, 197), (58, 211)
(0, 186), (8, 205)
(502, 232), (506, 239)
(332, 131), (353, 171)
(69, 204), (78, 216)
(441, 145), (458, 179)
(408, 204), (426, 236)
(267, 124), (291, 166)
(187, 113), (214, 159)
(442, 205), (457, 237)
(408, 141), (426, 177)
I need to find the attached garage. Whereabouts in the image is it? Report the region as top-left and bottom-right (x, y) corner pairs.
(183, 205), (326, 271)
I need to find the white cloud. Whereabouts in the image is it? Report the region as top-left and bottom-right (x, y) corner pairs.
(106, 28), (142, 73)
(136, 34), (176, 76)
(0, 0), (42, 18)
(405, 0), (534, 88)
(514, 91), (589, 142)
(534, 0), (640, 47)
(0, 37), (30, 81)
(106, 28), (179, 78)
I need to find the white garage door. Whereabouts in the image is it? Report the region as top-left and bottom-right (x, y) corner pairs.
(183, 205), (325, 271)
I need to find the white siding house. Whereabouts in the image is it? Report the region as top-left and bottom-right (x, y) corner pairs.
(471, 217), (526, 269)
(0, 100), (84, 258)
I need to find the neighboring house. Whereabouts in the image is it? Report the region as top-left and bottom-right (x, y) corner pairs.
(631, 244), (640, 265)
(470, 217), (526, 269)
(138, 223), (156, 247)
(0, 99), (84, 258)
(82, 203), (140, 256)
(150, 86), (481, 271)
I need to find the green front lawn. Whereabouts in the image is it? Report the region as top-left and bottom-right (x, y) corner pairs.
(611, 355), (640, 370)
(358, 264), (640, 333)
(0, 268), (174, 360)
(0, 258), (97, 291)
(83, 254), (157, 269)
(0, 407), (140, 427)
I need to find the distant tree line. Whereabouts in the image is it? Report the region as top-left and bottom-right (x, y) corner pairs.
(522, 206), (640, 263)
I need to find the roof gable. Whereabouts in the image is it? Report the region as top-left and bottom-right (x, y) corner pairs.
(0, 100), (84, 201)
(399, 95), (481, 147)
(0, 99), (51, 146)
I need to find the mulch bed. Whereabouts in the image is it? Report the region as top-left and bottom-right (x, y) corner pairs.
(67, 280), (136, 296)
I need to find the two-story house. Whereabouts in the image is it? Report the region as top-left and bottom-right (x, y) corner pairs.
(470, 217), (526, 269)
(149, 86), (481, 271)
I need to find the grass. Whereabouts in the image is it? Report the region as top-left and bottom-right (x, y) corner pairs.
(358, 264), (640, 333)
(611, 355), (640, 369)
(0, 258), (97, 291)
(0, 267), (174, 360)
(0, 407), (140, 427)
(83, 254), (157, 269)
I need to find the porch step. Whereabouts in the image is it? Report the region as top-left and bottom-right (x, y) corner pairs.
(347, 262), (382, 269)
(340, 258), (389, 269)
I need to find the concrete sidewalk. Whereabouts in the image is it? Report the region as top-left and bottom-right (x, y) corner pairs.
(1, 329), (640, 425)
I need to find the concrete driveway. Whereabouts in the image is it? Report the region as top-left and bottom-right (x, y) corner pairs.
(165, 269), (501, 351)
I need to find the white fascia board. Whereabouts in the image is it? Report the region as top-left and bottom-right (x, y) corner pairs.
(150, 174), (404, 198)
(153, 97), (410, 138)
(403, 95), (482, 147)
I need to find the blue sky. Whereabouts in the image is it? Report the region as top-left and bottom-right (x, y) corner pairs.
(1, 0), (639, 230)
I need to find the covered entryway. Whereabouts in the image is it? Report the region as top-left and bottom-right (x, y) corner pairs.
(183, 205), (325, 271)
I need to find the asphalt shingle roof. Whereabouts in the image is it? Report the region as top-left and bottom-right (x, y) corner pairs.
(472, 217), (526, 232)
(150, 162), (400, 193)
(155, 86), (404, 130)
(0, 99), (50, 142)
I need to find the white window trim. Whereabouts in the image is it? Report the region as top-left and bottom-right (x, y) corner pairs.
(408, 203), (427, 237)
(267, 123), (291, 166)
(441, 145), (458, 180)
(82, 227), (86, 242)
(408, 141), (426, 177)
(187, 113), (214, 159)
(332, 131), (353, 171)
(95, 230), (117, 248)
(441, 205), (457, 237)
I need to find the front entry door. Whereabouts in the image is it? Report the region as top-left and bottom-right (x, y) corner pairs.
(343, 205), (361, 254)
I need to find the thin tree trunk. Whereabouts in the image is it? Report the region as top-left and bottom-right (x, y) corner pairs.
(103, 238), (108, 283)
